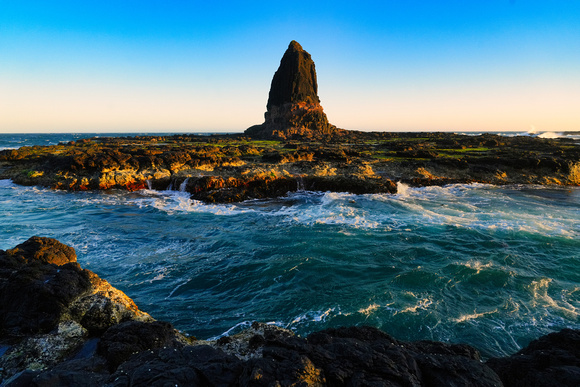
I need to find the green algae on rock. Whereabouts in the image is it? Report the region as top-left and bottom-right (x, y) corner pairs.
(0, 131), (579, 203)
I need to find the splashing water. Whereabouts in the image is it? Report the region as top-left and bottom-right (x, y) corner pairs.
(1, 169), (579, 359)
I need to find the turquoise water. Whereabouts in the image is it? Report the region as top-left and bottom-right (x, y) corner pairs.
(1, 134), (579, 359)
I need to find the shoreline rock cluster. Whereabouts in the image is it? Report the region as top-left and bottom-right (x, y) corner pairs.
(0, 131), (578, 203)
(1, 237), (579, 386)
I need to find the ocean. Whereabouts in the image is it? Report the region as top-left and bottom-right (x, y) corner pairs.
(1, 133), (579, 359)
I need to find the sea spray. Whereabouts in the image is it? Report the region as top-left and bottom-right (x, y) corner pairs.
(179, 178), (190, 192)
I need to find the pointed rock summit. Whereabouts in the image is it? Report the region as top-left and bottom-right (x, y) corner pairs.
(246, 41), (342, 140)
(266, 40), (320, 109)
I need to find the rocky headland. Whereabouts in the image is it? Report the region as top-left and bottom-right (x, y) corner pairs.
(0, 130), (578, 203)
(1, 237), (579, 386)
(0, 40), (579, 201)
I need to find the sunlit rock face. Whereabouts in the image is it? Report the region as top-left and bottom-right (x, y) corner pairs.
(266, 40), (320, 109)
(246, 41), (341, 140)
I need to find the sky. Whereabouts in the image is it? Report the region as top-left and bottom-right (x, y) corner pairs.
(1, 0), (579, 133)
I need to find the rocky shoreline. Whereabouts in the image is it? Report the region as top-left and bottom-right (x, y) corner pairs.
(1, 237), (579, 386)
(0, 131), (578, 203)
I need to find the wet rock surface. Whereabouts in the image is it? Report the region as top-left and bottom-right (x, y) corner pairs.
(0, 131), (578, 203)
(1, 238), (579, 386)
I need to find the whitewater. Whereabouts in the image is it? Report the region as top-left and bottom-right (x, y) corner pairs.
(1, 134), (579, 359)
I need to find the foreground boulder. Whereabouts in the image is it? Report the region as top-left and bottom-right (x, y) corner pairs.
(0, 236), (151, 338)
(1, 237), (579, 386)
(487, 328), (580, 387)
(0, 237), (188, 383)
(105, 323), (503, 386)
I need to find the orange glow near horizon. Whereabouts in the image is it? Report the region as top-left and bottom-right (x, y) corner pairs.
(2, 72), (578, 133)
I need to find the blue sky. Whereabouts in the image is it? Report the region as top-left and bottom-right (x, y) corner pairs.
(1, 0), (579, 133)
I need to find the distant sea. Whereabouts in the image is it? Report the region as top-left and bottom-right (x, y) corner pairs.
(1, 132), (579, 358)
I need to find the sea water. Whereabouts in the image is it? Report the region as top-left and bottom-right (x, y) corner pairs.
(1, 133), (579, 359)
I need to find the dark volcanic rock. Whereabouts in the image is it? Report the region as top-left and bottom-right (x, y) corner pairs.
(3, 236), (77, 266)
(246, 41), (341, 140)
(0, 237), (151, 382)
(105, 324), (503, 386)
(266, 40), (320, 109)
(26, 356), (110, 387)
(487, 328), (580, 387)
(98, 320), (189, 371)
(108, 345), (243, 387)
(0, 237), (150, 338)
(301, 326), (502, 387)
(0, 239), (91, 336)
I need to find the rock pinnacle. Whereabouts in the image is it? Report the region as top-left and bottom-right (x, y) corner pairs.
(266, 40), (320, 109)
(246, 41), (341, 140)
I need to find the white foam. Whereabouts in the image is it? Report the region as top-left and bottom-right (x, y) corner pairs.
(0, 179), (16, 188)
(462, 260), (493, 274)
(358, 303), (381, 317)
(453, 309), (498, 323)
(273, 184), (580, 237)
(150, 267), (168, 282)
(538, 131), (561, 139)
(372, 184), (579, 238)
(394, 297), (434, 315)
(178, 177), (190, 192)
(528, 278), (578, 318)
(166, 279), (190, 299)
(207, 320), (285, 341)
(288, 308), (337, 326)
(131, 190), (251, 216)
(208, 321), (253, 340)
(262, 191), (382, 229)
(395, 182), (411, 198)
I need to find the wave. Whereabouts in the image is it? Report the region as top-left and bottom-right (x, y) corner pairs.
(528, 278), (578, 319)
(115, 184), (580, 238)
(538, 132), (562, 139)
(289, 308), (336, 325)
(453, 309), (498, 323)
(0, 179), (16, 188)
(2, 180), (576, 239)
(131, 190), (252, 216)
